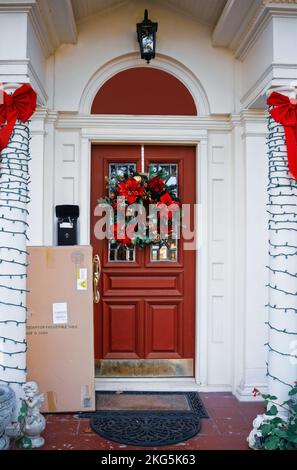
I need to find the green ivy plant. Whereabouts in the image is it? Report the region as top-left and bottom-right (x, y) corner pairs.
(15, 400), (32, 449)
(251, 382), (297, 450)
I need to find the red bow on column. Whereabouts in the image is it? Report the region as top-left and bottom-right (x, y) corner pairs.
(267, 91), (297, 180)
(0, 84), (37, 152)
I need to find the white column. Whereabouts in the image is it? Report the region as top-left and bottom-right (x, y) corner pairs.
(0, 118), (30, 413)
(235, 112), (269, 400)
(267, 86), (297, 405)
(231, 116), (246, 395)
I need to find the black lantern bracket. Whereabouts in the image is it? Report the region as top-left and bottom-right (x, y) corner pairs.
(137, 9), (158, 64)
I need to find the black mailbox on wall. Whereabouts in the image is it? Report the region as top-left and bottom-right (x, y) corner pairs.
(55, 205), (79, 246)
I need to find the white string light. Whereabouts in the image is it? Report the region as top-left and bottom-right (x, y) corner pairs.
(0, 120), (31, 390)
(266, 112), (297, 389)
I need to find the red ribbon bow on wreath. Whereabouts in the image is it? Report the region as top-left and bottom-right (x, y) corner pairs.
(267, 91), (297, 180)
(0, 84), (37, 152)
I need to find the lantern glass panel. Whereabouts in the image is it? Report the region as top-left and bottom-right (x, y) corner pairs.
(142, 30), (154, 54)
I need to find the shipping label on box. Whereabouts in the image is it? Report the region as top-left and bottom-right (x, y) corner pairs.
(77, 268), (87, 290)
(52, 302), (68, 324)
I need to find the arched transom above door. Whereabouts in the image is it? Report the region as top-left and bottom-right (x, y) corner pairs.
(91, 67), (197, 115)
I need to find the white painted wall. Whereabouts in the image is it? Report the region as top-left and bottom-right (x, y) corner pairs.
(236, 115), (269, 399)
(241, 18), (273, 105)
(0, 12), (28, 84)
(27, 16), (46, 93)
(0, 12), (27, 59)
(273, 16), (297, 64)
(52, 1), (234, 114)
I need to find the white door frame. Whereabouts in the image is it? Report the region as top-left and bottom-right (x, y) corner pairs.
(76, 118), (209, 391)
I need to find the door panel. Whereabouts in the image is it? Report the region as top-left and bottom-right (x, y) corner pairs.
(102, 299), (144, 359)
(144, 146), (196, 360)
(145, 300), (183, 359)
(91, 145), (196, 375)
(103, 271), (183, 296)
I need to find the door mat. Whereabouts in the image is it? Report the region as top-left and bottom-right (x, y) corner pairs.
(82, 392), (208, 447)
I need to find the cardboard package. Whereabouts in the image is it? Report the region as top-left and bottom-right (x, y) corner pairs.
(27, 246), (95, 413)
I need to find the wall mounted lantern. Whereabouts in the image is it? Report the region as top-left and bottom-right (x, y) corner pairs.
(137, 9), (158, 64)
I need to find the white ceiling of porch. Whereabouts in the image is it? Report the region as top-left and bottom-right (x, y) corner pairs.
(71, 0), (228, 27)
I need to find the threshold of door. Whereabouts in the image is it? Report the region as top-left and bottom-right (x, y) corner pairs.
(95, 359), (193, 378)
(95, 377), (199, 392)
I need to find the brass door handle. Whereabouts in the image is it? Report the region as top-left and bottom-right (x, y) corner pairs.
(93, 254), (101, 304)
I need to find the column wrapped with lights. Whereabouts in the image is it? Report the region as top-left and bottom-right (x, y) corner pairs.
(0, 84), (36, 411)
(266, 90), (297, 404)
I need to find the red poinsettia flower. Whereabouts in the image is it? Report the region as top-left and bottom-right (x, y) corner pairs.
(160, 192), (173, 205)
(156, 194), (180, 220)
(117, 178), (144, 204)
(147, 176), (165, 193)
(252, 388), (260, 397)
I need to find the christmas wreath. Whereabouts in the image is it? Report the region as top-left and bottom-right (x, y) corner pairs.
(99, 170), (180, 247)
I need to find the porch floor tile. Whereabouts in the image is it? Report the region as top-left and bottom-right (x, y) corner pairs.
(12, 393), (265, 451)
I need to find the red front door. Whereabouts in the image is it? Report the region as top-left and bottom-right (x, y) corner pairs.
(90, 145), (196, 377)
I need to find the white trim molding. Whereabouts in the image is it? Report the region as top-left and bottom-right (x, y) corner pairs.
(29, 0), (77, 57)
(56, 114), (231, 135)
(212, 0), (262, 49)
(212, 0), (297, 60)
(241, 63), (297, 109)
(235, 2), (297, 61)
(236, 381), (268, 402)
(0, 59), (47, 104)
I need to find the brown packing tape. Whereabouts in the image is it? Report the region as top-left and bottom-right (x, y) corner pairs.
(47, 391), (57, 412)
(46, 248), (56, 269)
(81, 384), (92, 408)
(71, 250), (85, 267)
